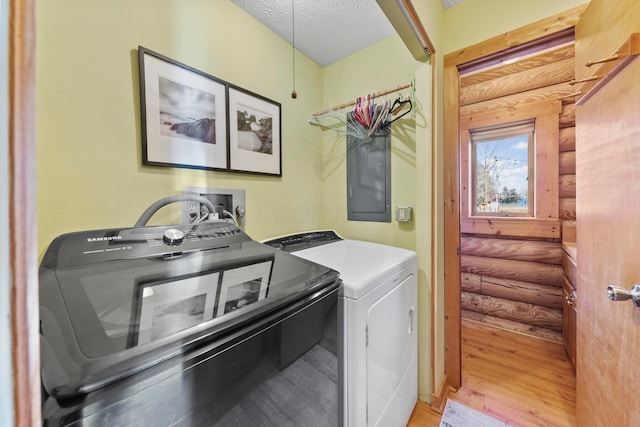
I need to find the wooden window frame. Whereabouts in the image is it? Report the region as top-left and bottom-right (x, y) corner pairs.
(460, 99), (561, 238)
(468, 120), (535, 218)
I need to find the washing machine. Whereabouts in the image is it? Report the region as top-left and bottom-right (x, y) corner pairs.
(263, 230), (418, 427)
(39, 220), (343, 426)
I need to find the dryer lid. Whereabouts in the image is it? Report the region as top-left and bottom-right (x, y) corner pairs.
(292, 240), (417, 300)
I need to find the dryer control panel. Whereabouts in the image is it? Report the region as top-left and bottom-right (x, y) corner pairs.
(263, 230), (343, 253)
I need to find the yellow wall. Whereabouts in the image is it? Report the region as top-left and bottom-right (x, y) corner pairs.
(34, 0), (591, 411)
(36, 0), (326, 254)
(320, 36), (421, 250)
(443, 0), (590, 53)
(36, 0), (435, 402)
(320, 34), (434, 399)
(410, 0), (446, 403)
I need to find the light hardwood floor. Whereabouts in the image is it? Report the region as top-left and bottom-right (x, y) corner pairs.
(407, 320), (576, 427)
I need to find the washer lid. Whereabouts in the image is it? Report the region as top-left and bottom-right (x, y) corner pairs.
(39, 223), (340, 398)
(293, 240), (417, 300)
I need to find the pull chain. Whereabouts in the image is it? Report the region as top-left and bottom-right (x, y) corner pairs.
(291, 0), (297, 99)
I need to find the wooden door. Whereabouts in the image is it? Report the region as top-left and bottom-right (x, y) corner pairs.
(575, 0), (640, 425)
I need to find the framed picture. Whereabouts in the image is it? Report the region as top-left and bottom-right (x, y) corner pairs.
(228, 86), (282, 176)
(139, 46), (228, 170)
(133, 271), (220, 346)
(216, 260), (273, 317)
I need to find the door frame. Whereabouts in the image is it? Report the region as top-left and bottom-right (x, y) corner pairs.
(442, 5), (586, 389)
(8, 0), (40, 424)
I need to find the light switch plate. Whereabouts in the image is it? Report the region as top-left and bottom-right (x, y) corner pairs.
(395, 206), (413, 222)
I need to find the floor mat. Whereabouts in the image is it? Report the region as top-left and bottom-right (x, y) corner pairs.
(439, 400), (512, 427)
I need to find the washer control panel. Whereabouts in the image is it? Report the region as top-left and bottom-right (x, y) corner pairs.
(42, 221), (248, 268)
(163, 229), (185, 246)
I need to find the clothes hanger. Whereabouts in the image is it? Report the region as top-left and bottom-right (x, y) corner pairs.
(352, 97), (368, 128)
(368, 99), (391, 136)
(381, 95), (412, 129)
(308, 110), (366, 139)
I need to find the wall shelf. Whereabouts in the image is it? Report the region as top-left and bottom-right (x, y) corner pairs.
(576, 32), (639, 105)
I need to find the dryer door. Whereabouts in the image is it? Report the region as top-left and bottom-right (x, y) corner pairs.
(366, 272), (417, 426)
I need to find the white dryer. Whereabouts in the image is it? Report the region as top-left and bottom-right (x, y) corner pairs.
(263, 231), (418, 427)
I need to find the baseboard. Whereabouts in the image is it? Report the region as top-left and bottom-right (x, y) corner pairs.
(430, 374), (453, 414)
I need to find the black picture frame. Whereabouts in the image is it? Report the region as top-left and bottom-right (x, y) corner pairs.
(138, 46), (229, 171)
(228, 85), (282, 176)
(138, 46), (282, 176)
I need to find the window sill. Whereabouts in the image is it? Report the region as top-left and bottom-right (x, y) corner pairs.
(460, 217), (560, 239)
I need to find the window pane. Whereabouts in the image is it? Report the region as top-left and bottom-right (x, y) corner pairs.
(472, 126), (532, 216)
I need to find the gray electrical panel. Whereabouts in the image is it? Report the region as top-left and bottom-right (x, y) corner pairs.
(346, 116), (391, 222)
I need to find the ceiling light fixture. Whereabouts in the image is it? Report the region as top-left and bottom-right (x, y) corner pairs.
(291, 0), (297, 99)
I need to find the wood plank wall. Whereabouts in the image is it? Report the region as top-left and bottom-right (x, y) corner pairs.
(459, 42), (576, 343)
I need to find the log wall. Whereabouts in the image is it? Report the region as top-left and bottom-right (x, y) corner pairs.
(458, 40), (576, 342)
(559, 106), (577, 222)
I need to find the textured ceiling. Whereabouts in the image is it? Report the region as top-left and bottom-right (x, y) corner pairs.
(231, 0), (397, 67)
(231, 0), (466, 67)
